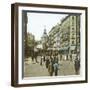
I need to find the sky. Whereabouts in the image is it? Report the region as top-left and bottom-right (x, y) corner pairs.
(27, 12), (68, 41)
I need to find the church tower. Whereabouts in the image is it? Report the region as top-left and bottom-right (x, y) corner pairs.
(41, 26), (48, 49)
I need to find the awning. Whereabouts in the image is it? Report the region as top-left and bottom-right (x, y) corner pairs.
(59, 47), (69, 51)
(70, 46), (76, 50)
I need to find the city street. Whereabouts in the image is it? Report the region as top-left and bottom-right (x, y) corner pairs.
(24, 56), (76, 77)
(23, 13), (80, 78)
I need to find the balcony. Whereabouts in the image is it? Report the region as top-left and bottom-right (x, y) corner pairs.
(71, 36), (75, 39)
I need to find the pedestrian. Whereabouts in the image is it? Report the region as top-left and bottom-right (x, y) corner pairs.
(48, 62), (52, 76)
(48, 56), (55, 76)
(34, 52), (38, 63)
(53, 56), (59, 76)
(53, 62), (59, 76)
(45, 56), (50, 68)
(31, 52), (34, 63)
(43, 56), (46, 62)
(31, 56), (34, 62)
(40, 56), (43, 66)
(74, 57), (80, 75)
(48, 61), (53, 76)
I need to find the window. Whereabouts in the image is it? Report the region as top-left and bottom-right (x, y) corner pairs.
(72, 16), (74, 20)
(72, 41), (74, 44)
(72, 16), (74, 27)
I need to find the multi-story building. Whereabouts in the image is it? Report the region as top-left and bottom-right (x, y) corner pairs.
(40, 15), (80, 60)
(48, 24), (61, 50)
(47, 24), (61, 56)
(60, 15), (80, 60)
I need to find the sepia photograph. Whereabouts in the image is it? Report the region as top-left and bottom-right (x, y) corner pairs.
(23, 12), (81, 77)
(11, 3), (88, 87)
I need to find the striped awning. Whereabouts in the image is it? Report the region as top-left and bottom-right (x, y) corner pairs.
(59, 47), (69, 51)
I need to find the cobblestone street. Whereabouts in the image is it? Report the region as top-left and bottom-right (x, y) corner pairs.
(24, 56), (76, 77)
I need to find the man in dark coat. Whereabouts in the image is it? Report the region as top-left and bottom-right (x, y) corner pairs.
(74, 57), (80, 75)
(45, 57), (50, 68)
(53, 56), (59, 76)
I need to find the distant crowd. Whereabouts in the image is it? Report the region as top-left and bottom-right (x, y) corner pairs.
(30, 52), (80, 76)
(40, 55), (59, 76)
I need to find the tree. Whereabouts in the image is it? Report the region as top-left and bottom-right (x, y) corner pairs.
(24, 32), (36, 57)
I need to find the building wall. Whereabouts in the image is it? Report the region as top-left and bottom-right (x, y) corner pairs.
(60, 15), (70, 49)
(60, 15), (80, 60)
(48, 24), (61, 49)
(48, 15), (80, 60)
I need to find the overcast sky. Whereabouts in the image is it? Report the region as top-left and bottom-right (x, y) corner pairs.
(27, 12), (68, 41)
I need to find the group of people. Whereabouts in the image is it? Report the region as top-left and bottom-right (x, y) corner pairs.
(40, 55), (60, 76)
(30, 52), (80, 76)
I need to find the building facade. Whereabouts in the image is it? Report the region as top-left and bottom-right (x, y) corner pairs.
(60, 15), (80, 60)
(48, 24), (61, 50)
(48, 15), (80, 60)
